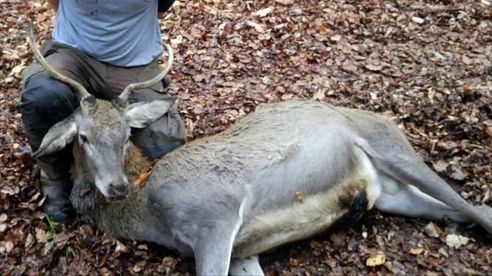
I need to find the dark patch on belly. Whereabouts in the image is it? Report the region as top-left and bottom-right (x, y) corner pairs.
(330, 190), (368, 230)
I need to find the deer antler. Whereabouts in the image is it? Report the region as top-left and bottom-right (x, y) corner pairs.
(118, 43), (174, 101)
(27, 21), (91, 99)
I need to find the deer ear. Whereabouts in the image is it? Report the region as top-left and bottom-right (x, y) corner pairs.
(32, 113), (78, 159)
(125, 100), (172, 128)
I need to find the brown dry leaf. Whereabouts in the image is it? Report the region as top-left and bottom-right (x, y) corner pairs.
(10, 64), (25, 77)
(424, 222), (442, 238)
(133, 171), (151, 187)
(312, 90), (325, 100)
(426, 270), (440, 276)
(330, 34), (341, 42)
(341, 60), (358, 74)
(0, 213), (7, 222)
(274, 0), (294, 5)
(310, 240), (323, 250)
(289, 257), (304, 266)
(366, 251), (386, 267)
(134, 163), (156, 187)
(409, 247), (426, 255)
(35, 228), (47, 244)
(411, 16), (425, 24)
(158, 256), (177, 273)
(254, 7), (273, 17)
(445, 234), (469, 249)
(25, 233), (35, 249)
(485, 127), (492, 138)
(5, 241), (14, 253)
(330, 232), (346, 249)
(365, 63), (383, 72)
(115, 240), (129, 254)
(432, 161), (448, 173)
(246, 20), (266, 33)
(281, 93), (294, 100)
(450, 168), (468, 181)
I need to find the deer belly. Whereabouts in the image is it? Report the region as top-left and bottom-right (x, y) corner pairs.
(232, 177), (372, 259)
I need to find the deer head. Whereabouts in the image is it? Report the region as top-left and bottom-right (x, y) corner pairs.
(27, 22), (174, 199)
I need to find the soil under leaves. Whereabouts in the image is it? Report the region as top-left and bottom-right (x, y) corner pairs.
(1, 0), (492, 275)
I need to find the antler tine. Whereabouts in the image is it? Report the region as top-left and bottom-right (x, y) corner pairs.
(119, 43), (174, 102)
(27, 22), (91, 99)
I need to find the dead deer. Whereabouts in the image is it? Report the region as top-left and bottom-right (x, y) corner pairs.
(28, 26), (492, 275)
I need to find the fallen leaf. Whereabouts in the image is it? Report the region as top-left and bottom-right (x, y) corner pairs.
(255, 7), (273, 17)
(445, 234), (469, 249)
(330, 34), (341, 42)
(409, 247), (426, 255)
(432, 161), (448, 173)
(246, 20), (266, 33)
(450, 168), (467, 181)
(133, 171), (151, 187)
(486, 127), (492, 138)
(289, 257), (304, 266)
(330, 232), (346, 249)
(424, 222), (442, 238)
(366, 251), (386, 267)
(25, 233), (35, 249)
(274, 0), (294, 5)
(310, 240), (323, 249)
(281, 93), (294, 100)
(341, 60), (358, 74)
(35, 228), (47, 243)
(312, 90), (325, 100)
(10, 64), (25, 76)
(5, 241), (14, 253)
(134, 163), (156, 187)
(412, 16), (425, 24)
(115, 240), (129, 254)
(365, 63), (383, 72)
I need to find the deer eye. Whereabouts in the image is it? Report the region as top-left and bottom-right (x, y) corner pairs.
(79, 133), (89, 144)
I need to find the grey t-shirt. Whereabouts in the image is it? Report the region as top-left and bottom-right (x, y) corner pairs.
(53, 0), (163, 67)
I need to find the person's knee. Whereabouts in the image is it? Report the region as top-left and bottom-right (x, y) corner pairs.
(20, 72), (79, 146)
(22, 72), (79, 112)
(131, 108), (186, 160)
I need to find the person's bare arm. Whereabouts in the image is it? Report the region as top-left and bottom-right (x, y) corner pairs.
(47, 0), (59, 10)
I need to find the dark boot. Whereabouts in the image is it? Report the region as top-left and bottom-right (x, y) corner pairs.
(38, 155), (75, 224)
(41, 170), (75, 224)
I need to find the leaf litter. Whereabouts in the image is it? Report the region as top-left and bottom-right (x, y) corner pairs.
(1, 0), (491, 274)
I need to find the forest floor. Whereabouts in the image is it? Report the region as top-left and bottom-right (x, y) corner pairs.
(1, 0), (491, 275)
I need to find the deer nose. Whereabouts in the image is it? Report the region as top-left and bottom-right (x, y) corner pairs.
(108, 183), (128, 199)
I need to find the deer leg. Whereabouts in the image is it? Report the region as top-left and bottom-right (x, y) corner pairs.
(356, 140), (492, 234)
(193, 195), (248, 276)
(377, 159), (492, 233)
(229, 255), (264, 276)
(193, 219), (242, 276)
(375, 177), (470, 222)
